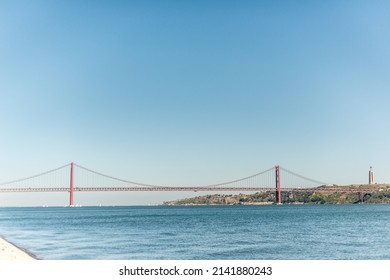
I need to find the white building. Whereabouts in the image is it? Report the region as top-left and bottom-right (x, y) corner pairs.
(369, 166), (375, 185)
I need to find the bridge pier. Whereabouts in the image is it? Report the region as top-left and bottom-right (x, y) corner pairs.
(275, 165), (281, 204)
(69, 162), (74, 206)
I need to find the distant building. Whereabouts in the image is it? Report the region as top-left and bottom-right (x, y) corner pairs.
(369, 166), (375, 185)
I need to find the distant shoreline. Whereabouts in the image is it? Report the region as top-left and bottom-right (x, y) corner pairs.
(163, 185), (390, 206)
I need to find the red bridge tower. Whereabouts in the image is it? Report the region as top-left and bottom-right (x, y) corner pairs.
(275, 165), (281, 204)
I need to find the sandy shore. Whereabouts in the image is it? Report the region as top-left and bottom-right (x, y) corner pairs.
(0, 236), (36, 260)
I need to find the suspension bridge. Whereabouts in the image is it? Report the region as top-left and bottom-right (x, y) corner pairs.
(0, 163), (373, 206)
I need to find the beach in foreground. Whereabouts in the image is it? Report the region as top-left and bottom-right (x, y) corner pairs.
(0, 237), (35, 260)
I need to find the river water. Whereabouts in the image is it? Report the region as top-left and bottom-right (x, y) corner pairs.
(0, 204), (389, 259)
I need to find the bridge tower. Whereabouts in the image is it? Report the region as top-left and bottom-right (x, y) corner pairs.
(69, 162), (74, 206)
(275, 165), (281, 204)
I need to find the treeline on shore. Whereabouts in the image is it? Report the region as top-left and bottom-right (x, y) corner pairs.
(163, 188), (390, 205)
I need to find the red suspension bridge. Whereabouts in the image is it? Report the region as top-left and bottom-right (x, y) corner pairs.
(0, 163), (372, 206)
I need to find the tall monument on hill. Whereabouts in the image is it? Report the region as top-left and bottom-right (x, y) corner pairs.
(369, 166), (375, 185)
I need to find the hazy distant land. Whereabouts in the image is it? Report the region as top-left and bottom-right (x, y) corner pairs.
(163, 184), (390, 205)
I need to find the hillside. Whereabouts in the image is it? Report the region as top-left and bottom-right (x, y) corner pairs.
(163, 185), (390, 205)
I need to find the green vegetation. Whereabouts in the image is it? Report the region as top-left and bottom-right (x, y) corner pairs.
(163, 185), (390, 205)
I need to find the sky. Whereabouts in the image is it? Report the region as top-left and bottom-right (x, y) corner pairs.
(1, 0), (390, 206)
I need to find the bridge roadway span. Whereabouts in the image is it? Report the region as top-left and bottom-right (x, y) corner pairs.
(0, 187), (373, 193)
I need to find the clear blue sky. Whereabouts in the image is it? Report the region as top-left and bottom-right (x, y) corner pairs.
(1, 1), (389, 206)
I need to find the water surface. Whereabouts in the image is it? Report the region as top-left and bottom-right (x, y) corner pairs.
(0, 204), (389, 259)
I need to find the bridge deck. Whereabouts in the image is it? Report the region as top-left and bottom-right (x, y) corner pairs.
(0, 187), (375, 193)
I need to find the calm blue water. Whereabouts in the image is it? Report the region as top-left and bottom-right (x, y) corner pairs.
(0, 204), (389, 260)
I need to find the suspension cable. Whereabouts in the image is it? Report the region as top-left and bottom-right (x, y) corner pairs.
(74, 163), (163, 188)
(203, 167), (275, 188)
(280, 166), (327, 186)
(74, 163), (275, 188)
(0, 163), (70, 186)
